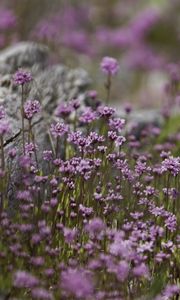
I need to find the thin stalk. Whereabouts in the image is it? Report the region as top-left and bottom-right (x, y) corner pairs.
(105, 73), (112, 105)
(0, 135), (4, 213)
(32, 130), (39, 169)
(21, 84), (25, 154)
(28, 120), (32, 144)
(0, 135), (5, 171)
(56, 136), (59, 158)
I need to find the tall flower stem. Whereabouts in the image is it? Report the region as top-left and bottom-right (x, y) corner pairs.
(105, 73), (111, 105)
(31, 128), (39, 169)
(28, 120), (32, 144)
(0, 135), (4, 213)
(0, 135), (5, 171)
(21, 84), (25, 154)
(56, 137), (59, 158)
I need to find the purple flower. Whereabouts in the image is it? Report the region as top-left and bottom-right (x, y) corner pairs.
(109, 238), (133, 259)
(25, 142), (38, 155)
(13, 271), (39, 288)
(30, 256), (44, 267)
(161, 156), (180, 176)
(67, 131), (90, 151)
(115, 260), (129, 282)
(0, 9), (17, 30)
(98, 105), (115, 118)
(79, 108), (97, 124)
(101, 56), (119, 75)
(19, 155), (32, 169)
(50, 122), (69, 138)
(133, 263), (149, 278)
(87, 90), (97, 99)
(79, 204), (93, 217)
(144, 186), (156, 196)
(108, 131), (117, 141)
(63, 227), (77, 243)
(85, 218), (106, 235)
(109, 118), (125, 131)
(8, 148), (17, 159)
(0, 119), (10, 136)
(17, 190), (32, 202)
(43, 150), (53, 161)
(24, 100), (41, 120)
(115, 136), (126, 147)
(124, 102), (132, 114)
(163, 284), (180, 298)
(31, 234), (41, 245)
(165, 213), (177, 232)
(61, 268), (94, 298)
(70, 99), (81, 110)
(13, 69), (32, 86)
(55, 102), (73, 118)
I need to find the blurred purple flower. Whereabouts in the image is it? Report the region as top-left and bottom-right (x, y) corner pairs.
(0, 119), (10, 136)
(0, 9), (17, 30)
(13, 270), (39, 288)
(101, 56), (119, 75)
(61, 268), (94, 298)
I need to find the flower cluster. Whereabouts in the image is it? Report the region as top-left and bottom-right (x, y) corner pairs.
(13, 69), (33, 86)
(100, 56), (119, 75)
(50, 122), (69, 138)
(24, 100), (41, 119)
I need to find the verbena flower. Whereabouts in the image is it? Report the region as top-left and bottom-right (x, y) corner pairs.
(98, 105), (115, 118)
(0, 8), (17, 30)
(0, 119), (10, 135)
(43, 150), (53, 161)
(163, 284), (180, 298)
(61, 268), (94, 298)
(133, 263), (149, 278)
(79, 108), (97, 124)
(101, 56), (119, 75)
(55, 102), (74, 118)
(85, 218), (106, 235)
(50, 122), (69, 138)
(63, 227), (78, 243)
(24, 100), (41, 120)
(161, 156), (180, 176)
(115, 260), (129, 282)
(13, 69), (32, 85)
(13, 270), (39, 288)
(109, 118), (125, 131)
(25, 142), (38, 155)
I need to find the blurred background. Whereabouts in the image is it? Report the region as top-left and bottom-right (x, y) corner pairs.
(0, 0), (180, 108)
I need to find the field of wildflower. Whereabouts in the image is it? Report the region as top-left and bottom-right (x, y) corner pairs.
(0, 1), (180, 300)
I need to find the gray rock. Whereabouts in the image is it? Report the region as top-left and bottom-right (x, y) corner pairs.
(0, 42), (91, 140)
(0, 42), (49, 74)
(0, 42), (91, 208)
(114, 106), (164, 138)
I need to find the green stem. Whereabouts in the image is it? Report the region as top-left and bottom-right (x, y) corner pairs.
(0, 135), (4, 213)
(28, 120), (32, 144)
(21, 84), (25, 154)
(0, 135), (5, 171)
(105, 73), (112, 105)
